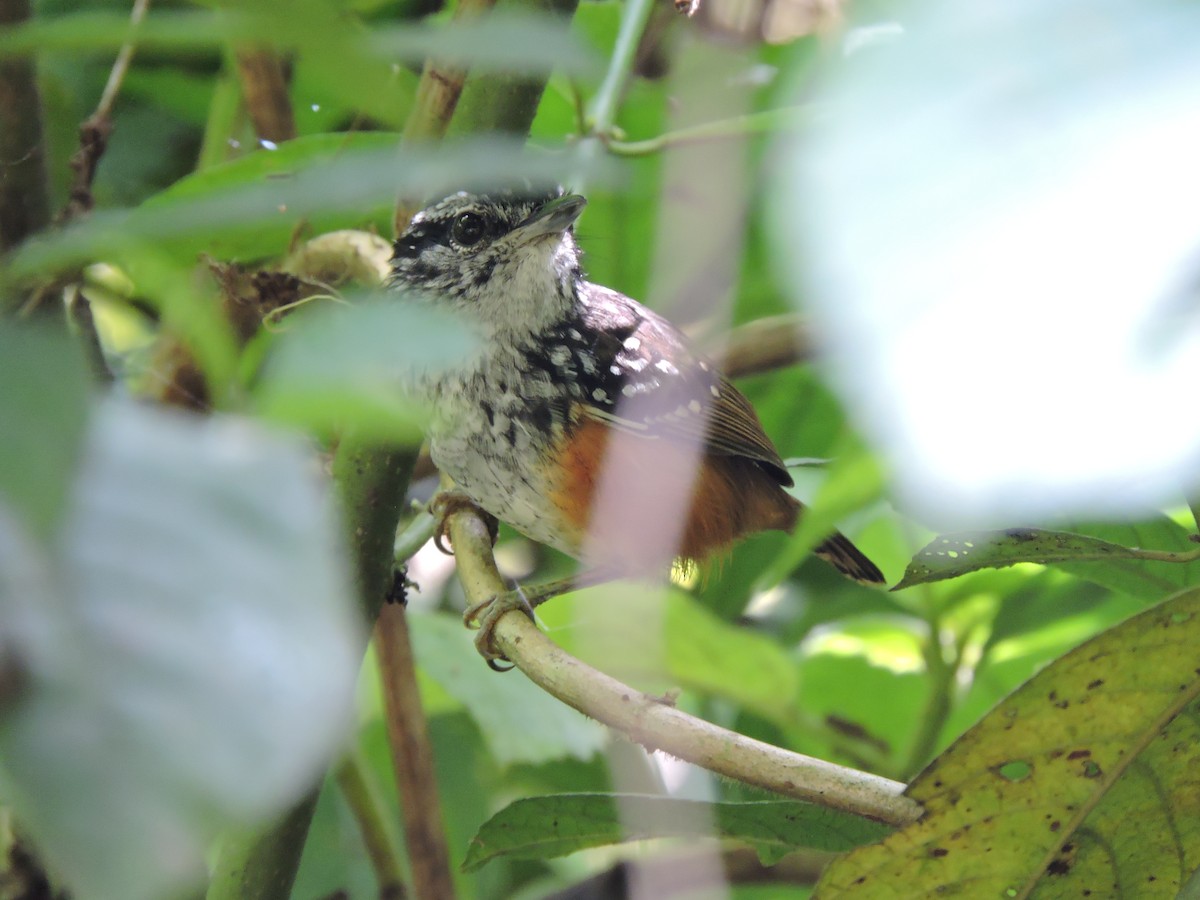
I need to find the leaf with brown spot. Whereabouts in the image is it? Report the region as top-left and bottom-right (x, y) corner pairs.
(816, 587), (1200, 898)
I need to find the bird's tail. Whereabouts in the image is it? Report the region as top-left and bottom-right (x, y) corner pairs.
(814, 531), (887, 585)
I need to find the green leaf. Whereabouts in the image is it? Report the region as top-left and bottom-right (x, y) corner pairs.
(463, 793), (892, 871)
(252, 293), (479, 441)
(8, 138), (617, 273)
(0, 325), (90, 542)
(0, 397), (362, 900)
(1056, 518), (1200, 600)
(816, 586), (1200, 897)
(895, 527), (1200, 591)
(549, 588), (801, 729)
(408, 613), (606, 767)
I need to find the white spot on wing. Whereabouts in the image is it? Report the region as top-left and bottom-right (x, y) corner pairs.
(624, 336), (641, 351)
(689, 400), (702, 413)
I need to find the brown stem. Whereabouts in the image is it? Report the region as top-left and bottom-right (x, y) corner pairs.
(392, 0), (501, 233)
(0, 0), (50, 251)
(375, 603), (456, 900)
(233, 47), (296, 144)
(58, 0), (151, 225)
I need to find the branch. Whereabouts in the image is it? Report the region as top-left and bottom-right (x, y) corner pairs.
(334, 748), (408, 896)
(233, 46), (296, 144)
(376, 602), (454, 899)
(605, 105), (817, 157)
(58, 0), (151, 224)
(443, 502), (924, 828)
(0, 0), (50, 251)
(572, 0), (655, 182)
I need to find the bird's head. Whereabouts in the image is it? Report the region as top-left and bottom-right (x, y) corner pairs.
(389, 187), (586, 338)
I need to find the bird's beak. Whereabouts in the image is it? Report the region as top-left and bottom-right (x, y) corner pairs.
(512, 194), (587, 243)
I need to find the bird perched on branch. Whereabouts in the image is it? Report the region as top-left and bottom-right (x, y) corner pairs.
(391, 186), (884, 664)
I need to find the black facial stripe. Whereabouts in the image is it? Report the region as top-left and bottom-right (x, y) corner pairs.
(393, 221), (450, 260)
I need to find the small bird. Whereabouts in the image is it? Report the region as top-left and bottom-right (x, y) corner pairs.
(391, 187), (884, 661)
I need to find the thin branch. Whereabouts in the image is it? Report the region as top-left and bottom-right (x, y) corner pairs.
(233, 46), (296, 144)
(444, 502), (924, 828)
(376, 602), (456, 900)
(58, 0), (151, 224)
(573, 0), (655, 182)
(605, 105), (817, 157)
(334, 748), (408, 897)
(0, 0), (50, 252)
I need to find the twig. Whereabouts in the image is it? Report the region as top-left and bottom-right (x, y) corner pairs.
(444, 502), (924, 827)
(0, 0), (50, 252)
(573, 0), (655, 182)
(233, 46), (296, 144)
(376, 602), (456, 899)
(58, 0), (151, 224)
(334, 749), (408, 897)
(605, 105), (817, 157)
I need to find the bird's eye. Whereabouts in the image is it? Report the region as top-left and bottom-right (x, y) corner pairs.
(452, 212), (487, 247)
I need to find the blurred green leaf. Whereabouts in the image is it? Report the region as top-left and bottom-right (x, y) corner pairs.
(0, 8), (596, 75)
(464, 793), (892, 871)
(0, 397), (362, 900)
(409, 612), (606, 767)
(896, 527), (1200, 591)
(1056, 517), (1200, 600)
(7, 138), (615, 273)
(0, 325), (90, 542)
(252, 293), (479, 441)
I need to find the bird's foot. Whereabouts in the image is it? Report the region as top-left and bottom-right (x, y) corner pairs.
(429, 489), (498, 555)
(463, 571), (611, 670)
(463, 586), (539, 671)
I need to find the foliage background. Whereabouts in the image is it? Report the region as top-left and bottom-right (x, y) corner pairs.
(2, 0), (1198, 898)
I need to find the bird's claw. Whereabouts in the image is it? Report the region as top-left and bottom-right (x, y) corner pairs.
(463, 586), (537, 671)
(429, 490), (498, 555)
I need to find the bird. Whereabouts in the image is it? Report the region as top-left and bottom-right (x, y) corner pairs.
(390, 186), (885, 663)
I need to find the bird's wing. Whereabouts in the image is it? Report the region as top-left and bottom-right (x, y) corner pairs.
(575, 284), (792, 487)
